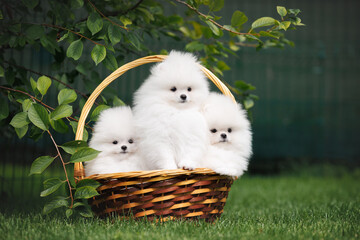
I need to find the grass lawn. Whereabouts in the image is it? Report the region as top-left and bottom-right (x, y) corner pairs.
(0, 168), (359, 240)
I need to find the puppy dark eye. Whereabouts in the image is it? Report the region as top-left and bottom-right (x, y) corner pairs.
(112, 140), (118, 144)
(170, 87), (177, 92)
(187, 87), (192, 92)
(228, 128), (232, 133)
(210, 129), (217, 133)
(128, 139), (134, 144)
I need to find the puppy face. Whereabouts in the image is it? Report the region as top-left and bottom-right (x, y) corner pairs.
(140, 51), (209, 109)
(93, 135), (137, 156)
(208, 126), (235, 145)
(89, 106), (138, 157)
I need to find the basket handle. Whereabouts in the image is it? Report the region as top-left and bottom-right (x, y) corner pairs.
(74, 55), (235, 180)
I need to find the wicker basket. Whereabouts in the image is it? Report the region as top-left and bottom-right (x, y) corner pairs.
(74, 55), (236, 222)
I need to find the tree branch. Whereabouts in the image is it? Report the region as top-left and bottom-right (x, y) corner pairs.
(2, 60), (99, 105)
(174, 0), (260, 37)
(0, 85), (93, 131)
(47, 130), (74, 208)
(86, 0), (128, 31)
(40, 23), (105, 47)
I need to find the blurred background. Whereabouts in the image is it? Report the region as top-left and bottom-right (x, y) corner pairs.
(0, 0), (359, 203)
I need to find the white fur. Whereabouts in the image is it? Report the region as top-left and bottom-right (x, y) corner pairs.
(133, 51), (209, 170)
(85, 106), (144, 176)
(201, 93), (252, 177)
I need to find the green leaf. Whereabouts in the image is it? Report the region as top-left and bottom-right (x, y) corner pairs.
(87, 12), (103, 35)
(29, 156), (55, 175)
(78, 207), (94, 218)
(103, 53), (118, 72)
(127, 32), (141, 50)
(25, 25), (44, 40)
(30, 77), (38, 93)
(235, 80), (256, 91)
(66, 209), (73, 218)
(205, 21), (221, 36)
(277, 6), (287, 18)
(209, 0), (224, 12)
(120, 16), (132, 27)
(41, 178), (65, 197)
(108, 25), (122, 46)
(288, 9), (301, 16)
(0, 65), (4, 77)
(37, 76), (52, 96)
(60, 140), (88, 154)
(113, 96), (126, 107)
(66, 39), (83, 61)
(10, 112), (30, 128)
(0, 9), (3, 20)
(50, 104), (73, 120)
(58, 89), (77, 105)
(0, 97), (9, 120)
(76, 179), (101, 189)
(244, 98), (254, 109)
(43, 197), (69, 215)
(251, 17), (277, 29)
(185, 41), (205, 52)
(15, 125), (28, 139)
(279, 21), (291, 31)
(28, 104), (50, 131)
(29, 125), (44, 141)
(91, 45), (106, 65)
(74, 186), (99, 199)
(70, 147), (100, 163)
(73, 202), (85, 208)
(21, 0), (39, 9)
(231, 11), (248, 27)
(259, 31), (280, 39)
(50, 119), (69, 133)
(22, 99), (33, 112)
(90, 104), (110, 121)
(70, 0), (84, 9)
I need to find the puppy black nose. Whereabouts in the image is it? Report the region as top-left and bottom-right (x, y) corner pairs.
(121, 145), (127, 151)
(221, 133), (227, 139)
(180, 94), (187, 100)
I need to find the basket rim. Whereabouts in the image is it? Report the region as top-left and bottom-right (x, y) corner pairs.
(84, 168), (236, 180)
(74, 54), (235, 180)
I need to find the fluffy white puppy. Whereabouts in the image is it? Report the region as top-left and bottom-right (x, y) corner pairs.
(133, 51), (209, 170)
(201, 93), (252, 177)
(85, 106), (143, 176)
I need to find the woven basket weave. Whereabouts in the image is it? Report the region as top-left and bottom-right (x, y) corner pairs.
(74, 55), (236, 222)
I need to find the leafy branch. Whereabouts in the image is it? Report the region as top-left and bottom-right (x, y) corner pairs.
(174, 0), (259, 36)
(40, 23), (106, 47)
(47, 130), (74, 208)
(86, 0), (128, 31)
(2, 60), (96, 105)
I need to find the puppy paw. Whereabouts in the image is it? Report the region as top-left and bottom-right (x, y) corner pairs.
(178, 160), (197, 171)
(214, 168), (240, 177)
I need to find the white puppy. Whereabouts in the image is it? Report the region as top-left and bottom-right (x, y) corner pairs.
(133, 51), (209, 170)
(85, 106), (143, 176)
(201, 93), (252, 177)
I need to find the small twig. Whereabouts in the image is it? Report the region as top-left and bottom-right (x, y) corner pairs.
(47, 130), (74, 208)
(86, 0), (128, 31)
(2, 60), (98, 105)
(0, 85), (56, 111)
(174, 0), (260, 37)
(234, 42), (258, 48)
(0, 85), (93, 131)
(122, 0), (144, 15)
(40, 23), (105, 47)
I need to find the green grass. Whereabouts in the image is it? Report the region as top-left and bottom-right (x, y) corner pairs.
(0, 169), (359, 240)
